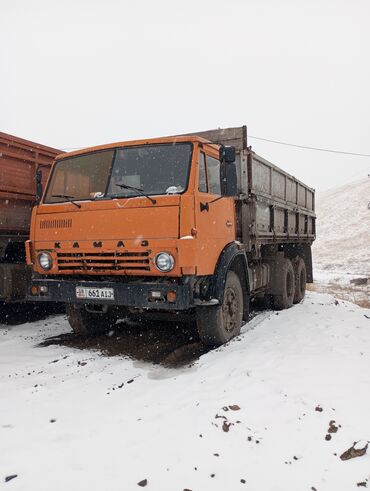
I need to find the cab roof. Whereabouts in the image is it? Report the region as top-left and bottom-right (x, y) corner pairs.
(56, 135), (216, 160)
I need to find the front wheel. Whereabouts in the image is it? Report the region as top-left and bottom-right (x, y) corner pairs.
(196, 271), (244, 346)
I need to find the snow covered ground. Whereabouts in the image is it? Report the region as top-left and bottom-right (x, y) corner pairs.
(313, 177), (370, 275)
(1, 292), (370, 491)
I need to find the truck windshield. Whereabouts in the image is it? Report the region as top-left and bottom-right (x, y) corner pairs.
(44, 143), (192, 203)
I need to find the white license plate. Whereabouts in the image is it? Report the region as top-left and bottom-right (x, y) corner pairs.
(76, 287), (115, 300)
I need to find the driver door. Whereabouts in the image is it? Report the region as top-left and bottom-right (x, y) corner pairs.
(194, 149), (235, 276)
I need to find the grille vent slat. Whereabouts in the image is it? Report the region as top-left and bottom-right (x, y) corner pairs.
(40, 218), (72, 229)
(56, 251), (151, 272)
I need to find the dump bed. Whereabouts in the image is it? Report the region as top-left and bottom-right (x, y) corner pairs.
(186, 125), (316, 245)
(0, 132), (62, 235)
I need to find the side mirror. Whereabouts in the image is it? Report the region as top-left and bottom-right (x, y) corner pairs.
(35, 169), (43, 205)
(221, 162), (237, 197)
(219, 145), (236, 163)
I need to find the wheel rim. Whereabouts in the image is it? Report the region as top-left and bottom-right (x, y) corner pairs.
(222, 287), (240, 332)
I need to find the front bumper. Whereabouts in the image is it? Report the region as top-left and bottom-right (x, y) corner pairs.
(27, 278), (194, 310)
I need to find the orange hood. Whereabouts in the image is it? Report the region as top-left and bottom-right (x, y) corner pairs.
(33, 195), (181, 242)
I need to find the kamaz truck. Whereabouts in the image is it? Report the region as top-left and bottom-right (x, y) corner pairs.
(26, 126), (315, 345)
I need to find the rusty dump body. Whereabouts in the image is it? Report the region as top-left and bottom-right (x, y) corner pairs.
(0, 132), (62, 301)
(27, 126), (315, 339)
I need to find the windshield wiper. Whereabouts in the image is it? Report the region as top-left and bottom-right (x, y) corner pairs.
(51, 194), (81, 208)
(115, 183), (156, 205)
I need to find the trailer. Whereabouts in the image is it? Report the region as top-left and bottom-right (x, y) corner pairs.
(27, 125), (316, 345)
(0, 132), (62, 302)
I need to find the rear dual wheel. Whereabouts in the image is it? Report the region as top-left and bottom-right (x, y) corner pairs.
(272, 256), (307, 310)
(272, 258), (295, 310)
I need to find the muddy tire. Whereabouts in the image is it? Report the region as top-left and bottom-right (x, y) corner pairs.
(196, 271), (243, 346)
(66, 304), (117, 335)
(272, 258), (295, 310)
(293, 257), (307, 304)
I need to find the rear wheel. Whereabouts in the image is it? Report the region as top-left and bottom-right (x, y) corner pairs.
(293, 257), (307, 303)
(66, 304), (117, 335)
(272, 258), (295, 310)
(196, 270), (244, 346)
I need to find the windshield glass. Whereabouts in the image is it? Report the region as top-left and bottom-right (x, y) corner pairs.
(44, 150), (114, 203)
(44, 143), (192, 203)
(107, 143), (192, 198)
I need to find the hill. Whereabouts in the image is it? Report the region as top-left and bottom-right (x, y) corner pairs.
(313, 177), (370, 275)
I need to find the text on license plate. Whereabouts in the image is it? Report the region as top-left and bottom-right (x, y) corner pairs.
(76, 287), (115, 300)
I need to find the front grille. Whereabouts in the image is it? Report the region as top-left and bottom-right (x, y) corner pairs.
(56, 251), (150, 272)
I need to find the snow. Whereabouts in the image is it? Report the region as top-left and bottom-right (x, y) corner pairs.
(1, 292), (370, 490)
(313, 177), (370, 275)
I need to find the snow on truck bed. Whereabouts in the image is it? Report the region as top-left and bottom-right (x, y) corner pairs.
(1, 292), (370, 491)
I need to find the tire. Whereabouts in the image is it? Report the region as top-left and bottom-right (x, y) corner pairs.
(293, 257), (307, 304)
(196, 271), (244, 346)
(272, 258), (295, 310)
(66, 304), (117, 335)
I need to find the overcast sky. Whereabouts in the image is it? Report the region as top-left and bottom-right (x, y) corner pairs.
(1, 0), (369, 191)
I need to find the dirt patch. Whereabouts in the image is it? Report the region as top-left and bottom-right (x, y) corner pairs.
(39, 320), (210, 367)
(38, 305), (260, 367)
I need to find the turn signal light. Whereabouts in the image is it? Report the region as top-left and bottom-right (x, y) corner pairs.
(30, 285), (48, 296)
(167, 291), (177, 303)
(30, 286), (39, 296)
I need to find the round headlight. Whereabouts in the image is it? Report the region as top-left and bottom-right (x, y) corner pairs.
(38, 252), (53, 270)
(154, 252), (175, 272)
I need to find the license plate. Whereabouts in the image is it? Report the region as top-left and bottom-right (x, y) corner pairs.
(76, 287), (115, 300)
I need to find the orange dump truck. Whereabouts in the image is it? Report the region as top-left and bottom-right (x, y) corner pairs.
(0, 132), (62, 303)
(26, 126), (315, 345)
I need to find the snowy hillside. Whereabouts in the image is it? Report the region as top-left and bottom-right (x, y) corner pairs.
(313, 177), (370, 274)
(1, 293), (370, 491)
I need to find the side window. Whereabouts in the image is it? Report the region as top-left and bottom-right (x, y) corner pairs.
(207, 155), (221, 195)
(198, 152), (207, 193)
